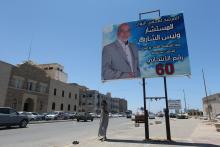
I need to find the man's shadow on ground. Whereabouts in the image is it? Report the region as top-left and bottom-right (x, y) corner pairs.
(106, 138), (219, 147)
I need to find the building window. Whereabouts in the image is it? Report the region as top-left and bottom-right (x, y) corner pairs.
(28, 82), (33, 91)
(14, 79), (23, 89)
(75, 94), (77, 99)
(74, 105), (76, 111)
(69, 92), (71, 98)
(62, 90), (64, 97)
(60, 104), (64, 110)
(52, 103), (55, 110)
(54, 88), (57, 95)
(49, 67), (53, 70)
(39, 84), (47, 93)
(68, 104), (70, 111)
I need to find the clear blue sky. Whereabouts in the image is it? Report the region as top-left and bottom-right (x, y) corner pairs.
(1, 0), (220, 113)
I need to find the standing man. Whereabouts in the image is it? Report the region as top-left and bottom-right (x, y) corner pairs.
(102, 23), (140, 81)
(98, 100), (109, 141)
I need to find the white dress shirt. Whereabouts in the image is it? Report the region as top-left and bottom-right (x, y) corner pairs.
(118, 39), (133, 72)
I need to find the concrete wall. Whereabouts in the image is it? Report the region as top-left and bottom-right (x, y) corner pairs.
(0, 61), (13, 106)
(203, 93), (220, 118)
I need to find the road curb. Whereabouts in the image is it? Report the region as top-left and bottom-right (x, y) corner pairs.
(29, 119), (75, 124)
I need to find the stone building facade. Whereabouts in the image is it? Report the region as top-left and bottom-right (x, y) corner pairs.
(74, 83), (127, 114)
(47, 79), (79, 112)
(119, 98), (127, 113)
(3, 61), (50, 112)
(0, 60), (127, 114)
(0, 60), (79, 113)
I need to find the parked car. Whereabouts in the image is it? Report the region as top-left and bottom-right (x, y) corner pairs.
(126, 113), (132, 118)
(112, 114), (120, 118)
(169, 113), (177, 118)
(149, 114), (156, 119)
(131, 114), (135, 121)
(76, 112), (93, 122)
(200, 116), (208, 120)
(18, 112), (38, 121)
(45, 111), (67, 120)
(68, 112), (77, 119)
(157, 113), (164, 117)
(0, 107), (29, 128)
(177, 113), (188, 119)
(63, 112), (70, 120)
(215, 114), (220, 120)
(31, 112), (43, 121)
(40, 113), (48, 120)
(97, 114), (101, 118)
(108, 113), (113, 118)
(45, 112), (57, 120)
(89, 112), (98, 118)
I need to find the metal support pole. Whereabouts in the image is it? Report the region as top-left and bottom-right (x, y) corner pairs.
(183, 89), (187, 113)
(164, 77), (171, 141)
(139, 9), (160, 141)
(142, 78), (149, 140)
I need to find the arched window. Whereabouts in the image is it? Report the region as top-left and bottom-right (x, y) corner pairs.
(60, 103), (64, 110)
(52, 102), (55, 110)
(68, 104), (70, 111)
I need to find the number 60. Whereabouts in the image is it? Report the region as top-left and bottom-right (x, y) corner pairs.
(156, 63), (175, 75)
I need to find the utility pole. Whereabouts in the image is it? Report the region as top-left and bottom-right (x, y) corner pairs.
(183, 89), (187, 113)
(202, 69), (211, 120)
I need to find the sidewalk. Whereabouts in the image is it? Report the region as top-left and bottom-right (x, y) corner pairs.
(190, 121), (220, 145)
(67, 119), (220, 147)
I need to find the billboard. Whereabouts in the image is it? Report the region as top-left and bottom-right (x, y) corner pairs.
(102, 13), (191, 81)
(168, 100), (181, 110)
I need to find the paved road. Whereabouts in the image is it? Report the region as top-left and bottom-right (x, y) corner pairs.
(0, 118), (201, 147)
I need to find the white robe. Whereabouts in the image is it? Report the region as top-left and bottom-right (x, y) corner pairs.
(98, 108), (109, 137)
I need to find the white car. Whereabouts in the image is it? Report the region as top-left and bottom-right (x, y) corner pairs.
(177, 113), (188, 119)
(149, 114), (156, 119)
(18, 112), (38, 121)
(45, 112), (58, 120)
(215, 114), (220, 120)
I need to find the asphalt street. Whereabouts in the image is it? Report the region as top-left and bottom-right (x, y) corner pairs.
(0, 118), (201, 147)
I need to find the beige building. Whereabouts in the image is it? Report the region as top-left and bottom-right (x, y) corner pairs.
(0, 61), (13, 107)
(0, 60), (79, 113)
(0, 60), (127, 114)
(2, 61), (50, 112)
(47, 79), (79, 112)
(37, 63), (68, 83)
(203, 93), (220, 118)
(75, 84), (111, 114)
(119, 98), (127, 113)
(75, 83), (127, 114)
(111, 98), (120, 113)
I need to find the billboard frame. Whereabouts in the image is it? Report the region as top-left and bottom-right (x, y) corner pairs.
(139, 10), (171, 141)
